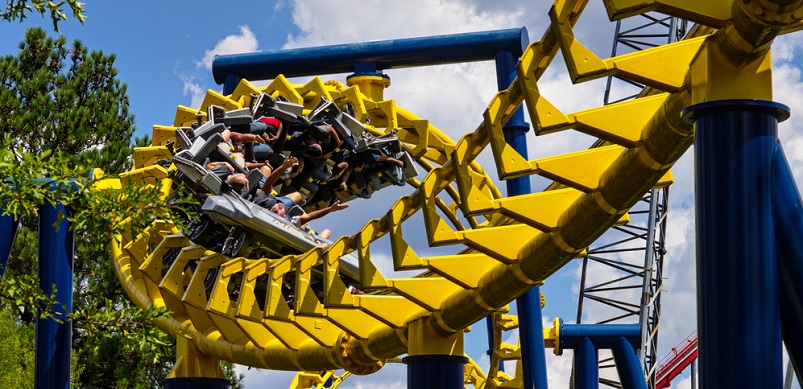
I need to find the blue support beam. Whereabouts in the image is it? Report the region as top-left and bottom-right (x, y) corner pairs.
(770, 144), (803, 381)
(35, 202), (75, 389)
(0, 210), (18, 278)
(574, 337), (599, 389)
(212, 27), (528, 84)
(612, 336), (648, 389)
(685, 99), (787, 388)
(494, 47), (547, 389)
(405, 355), (469, 389)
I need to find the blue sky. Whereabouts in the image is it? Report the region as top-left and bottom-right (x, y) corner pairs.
(3, 1), (803, 388)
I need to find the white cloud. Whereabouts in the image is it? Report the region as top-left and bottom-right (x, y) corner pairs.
(174, 65), (206, 108)
(199, 25), (259, 70)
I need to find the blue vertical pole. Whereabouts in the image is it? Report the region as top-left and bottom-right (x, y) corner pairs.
(684, 100), (786, 388)
(35, 201), (75, 389)
(574, 337), (599, 389)
(0, 210), (18, 278)
(495, 49), (547, 389)
(770, 145), (803, 381)
(222, 74), (240, 95)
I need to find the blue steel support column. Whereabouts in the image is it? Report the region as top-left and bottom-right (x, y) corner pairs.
(574, 337), (599, 389)
(222, 74), (240, 95)
(0, 210), (18, 278)
(495, 49), (547, 389)
(405, 355), (469, 389)
(684, 100), (787, 389)
(35, 202), (75, 389)
(770, 144), (803, 381)
(612, 336), (648, 389)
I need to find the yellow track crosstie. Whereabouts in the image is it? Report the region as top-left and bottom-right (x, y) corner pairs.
(100, 0), (803, 383)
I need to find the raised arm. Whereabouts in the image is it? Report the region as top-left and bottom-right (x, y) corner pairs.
(297, 200), (349, 225)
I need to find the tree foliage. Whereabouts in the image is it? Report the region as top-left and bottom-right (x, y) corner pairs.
(0, 27), (241, 388)
(2, 0), (85, 31)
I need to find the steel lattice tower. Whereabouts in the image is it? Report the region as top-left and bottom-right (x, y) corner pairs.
(574, 12), (686, 389)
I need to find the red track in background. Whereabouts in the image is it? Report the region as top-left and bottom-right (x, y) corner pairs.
(655, 331), (698, 388)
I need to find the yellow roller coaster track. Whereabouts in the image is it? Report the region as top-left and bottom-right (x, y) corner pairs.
(98, 0), (803, 384)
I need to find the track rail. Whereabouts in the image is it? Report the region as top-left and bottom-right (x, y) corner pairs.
(102, 0), (803, 381)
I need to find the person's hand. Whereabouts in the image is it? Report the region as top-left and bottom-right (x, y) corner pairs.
(254, 134), (266, 143)
(393, 159), (404, 167)
(222, 162), (234, 172)
(283, 156), (299, 169)
(339, 182), (347, 190)
(330, 201), (349, 212)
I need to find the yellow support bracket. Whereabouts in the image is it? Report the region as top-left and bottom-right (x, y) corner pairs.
(158, 244), (206, 303)
(388, 278), (462, 312)
(386, 195), (424, 271)
(173, 105), (201, 127)
(323, 237), (357, 308)
(517, 41), (573, 135)
(419, 169), (461, 247)
(151, 125), (177, 146)
(495, 188), (583, 232)
(368, 99), (399, 132)
(458, 224), (539, 263)
(133, 146), (171, 170)
(294, 249), (326, 317)
(200, 89), (241, 112)
(119, 165), (169, 187)
(550, 4), (707, 91)
(299, 77), (333, 108)
(355, 221), (392, 287)
(483, 93), (533, 180)
(330, 85), (369, 122)
(181, 253), (227, 311)
(228, 79), (262, 107)
(533, 145), (626, 192)
(424, 253), (501, 289)
(352, 295), (422, 329)
(532, 93), (669, 148)
(602, 0), (732, 27)
(453, 133), (497, 216)
(265, 75), (304, 104)
(261, 256), (343, 347)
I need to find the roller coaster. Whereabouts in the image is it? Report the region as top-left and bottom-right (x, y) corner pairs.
(4, 0), (803, 388)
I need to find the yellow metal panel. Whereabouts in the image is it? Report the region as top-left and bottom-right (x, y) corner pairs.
(299, 77), (332, 108)
(331, 85), (369, 122)
(389, 278), (461, 311)
(200, 89), (242, 112)
(173, 105), (201, 127)
(534, 145), (625, 192)
(323, 237), (358, 308)
(229, 79), (262, 107)
(424, 253), (501, 289)
(496, 188), (583, 231)
(568, 93), (669, 146)
(133, 146), (171, 170)
(265, 75), (304, 104)
(151, 125), (177, 146)
(483, 96), (533, 180)
(458, 224), (538, 263)
(353, 295), (421, 328)
(325, 308), (389, 340)
(294, 249), (326, 317)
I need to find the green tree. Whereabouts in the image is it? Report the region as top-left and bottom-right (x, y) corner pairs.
(0, 27), (242, 388)
(2, 0), (85, 31)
